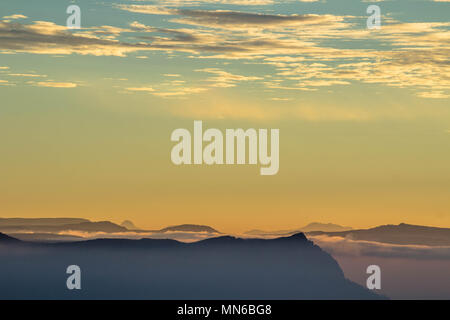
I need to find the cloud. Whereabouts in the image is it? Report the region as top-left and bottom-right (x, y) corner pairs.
(1, 6), (449, 100)
(53, 230), (218, 243)
(125, 86), (155, 92)
(103, 77), (128, 81)
(0, 21), (159, 57)
(270, 97), (292, 101)
(2, 14), (27, 20)
(196, 68), (263, 87)
(267, 48), (450, 95)
(125, 85), (207, 97)
(8, 73), (46, 77)
(119, 6), (343, 29)
(115, 5), (175, 15)
(172, 10), (343, 29)
(309, 235), (450, 260)
(33, 81), (77, 88)
(298, 79), (350, 87)
(119, 9), (448, 97)
(152, 87), (208, 97)
(215, 0), (274, 3)
(129, 21), (205, 43)
(417, 91), (449, 99)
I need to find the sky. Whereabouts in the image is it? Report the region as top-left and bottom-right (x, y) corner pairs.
(0, 0), (449, 233)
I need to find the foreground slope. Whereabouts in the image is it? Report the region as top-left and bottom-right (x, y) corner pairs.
(0, 232), (19, 242)
(0, 233), (382, 299)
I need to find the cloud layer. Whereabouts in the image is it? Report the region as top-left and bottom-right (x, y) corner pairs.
(310, 235), (450, 260)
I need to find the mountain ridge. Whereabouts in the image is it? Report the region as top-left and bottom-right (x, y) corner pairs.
(245, 222), (352, 236)
(158, 224), (220, 234)
(0, 218), (220, 235)
(0, 232), (383, 299)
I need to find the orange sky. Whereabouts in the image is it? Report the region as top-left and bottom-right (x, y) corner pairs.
(1, 0), (449, 233)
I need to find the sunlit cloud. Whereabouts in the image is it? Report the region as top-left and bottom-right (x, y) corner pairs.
(310, 235), (450, 260)
(33, 81), (77, 88)
(152, 87), (208, 97)
(125, 86), (155, 92)
(53, 230), (219, 243)
(0, 79), (14, 86)
(8, 73), (46, 77)
(417, 91), (449, 99)
(1, 14), (27, 20)
(196, 68), (263, 87)
(1, 4), (448, 103)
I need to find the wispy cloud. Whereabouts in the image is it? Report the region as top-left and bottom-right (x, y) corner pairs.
(53, 230), (218, 243)
(417, 91), (449, 99)
(2, 14), (27, 20)
(125, 85), (207, 98)
(1, 4), (449, 101)
(152, 87), (208, 97)
(0, 21), (155, 57)
(196, 68), (263, 87)
(33, 81), (77, 88)
(310, 235), (450, 260)
(8, 73), (46, 78)
(125, 86), (155, 92)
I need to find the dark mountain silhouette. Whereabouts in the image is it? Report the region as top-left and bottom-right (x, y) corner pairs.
(245, 222), (352, 236)
(0, 233), (383, 299)
(245, 228), (295, 236)
(0, 232), (19, 242)
(308, 223), (450, 246)
(158, 224), (220, 233)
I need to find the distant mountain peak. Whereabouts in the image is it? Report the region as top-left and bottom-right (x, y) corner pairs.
(374, 223), (448, 231)
(301, 222), (352, 232)
(159, 224), (220, 234)
(121, 220), (137, 230)
(244, 223), (352, 237)
(285, 232), (308, 241)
